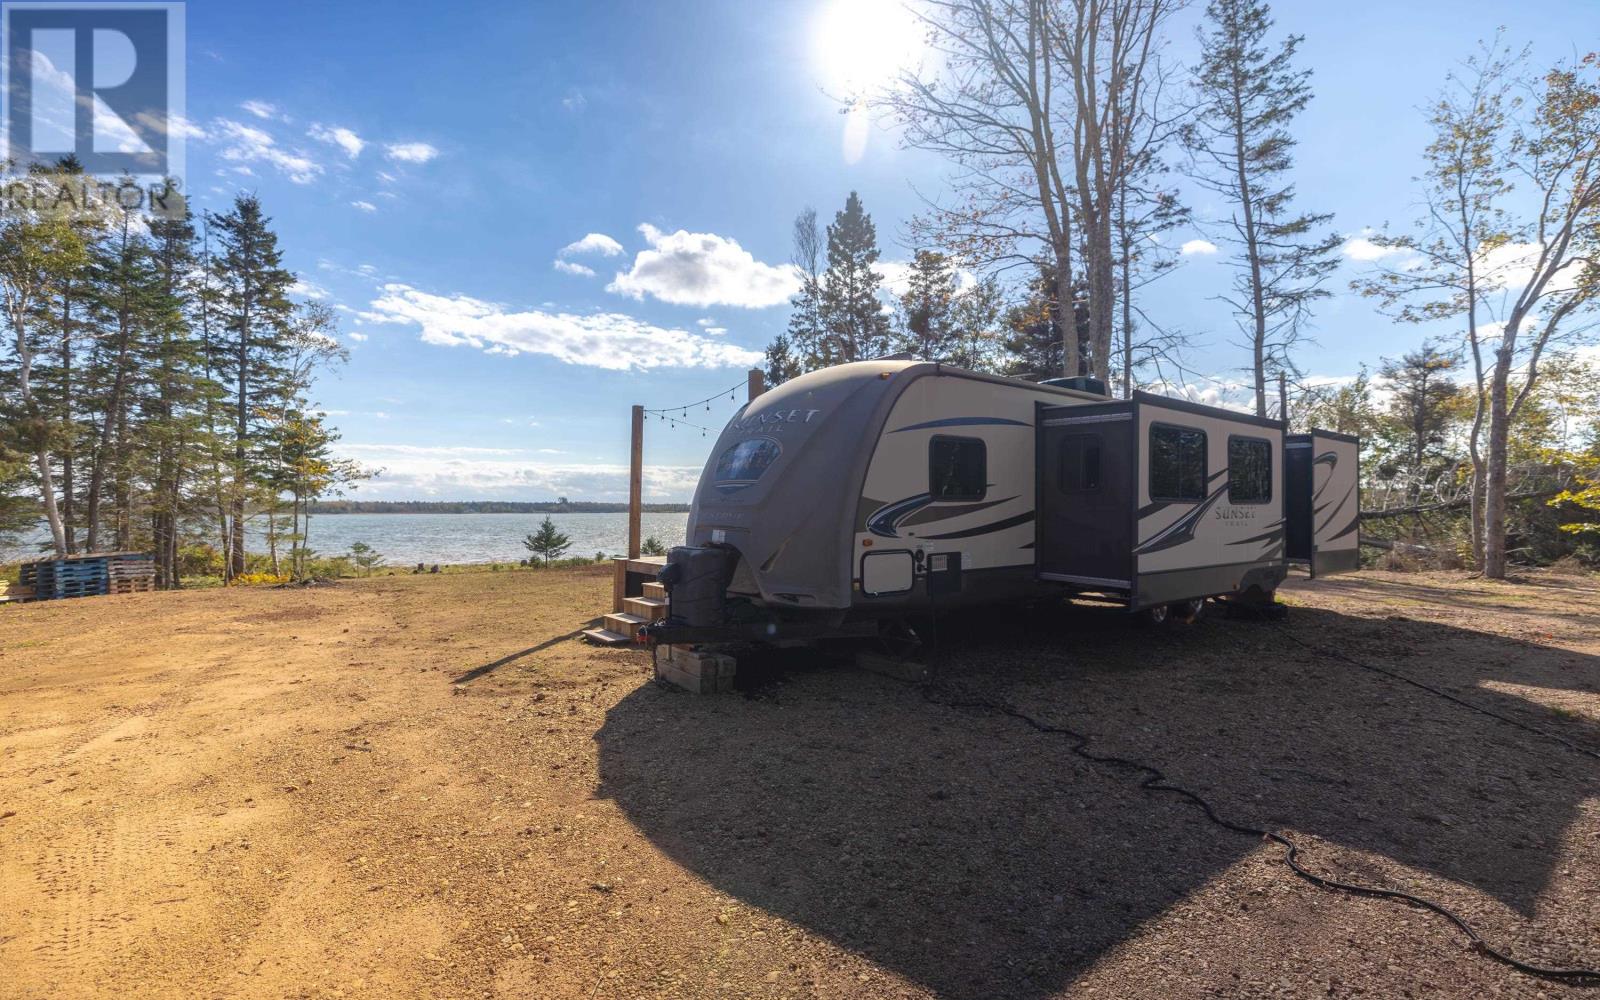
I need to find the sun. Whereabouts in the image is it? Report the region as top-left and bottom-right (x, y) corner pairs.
(812, 0), (927, 96)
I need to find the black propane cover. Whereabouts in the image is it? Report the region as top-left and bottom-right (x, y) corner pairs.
(659, 545), (738, 627)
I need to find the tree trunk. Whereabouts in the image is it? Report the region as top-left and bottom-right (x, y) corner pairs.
(59, 291), (77, 554)
(1482, 345), (1513, 579)
(9, 311), (67, 555)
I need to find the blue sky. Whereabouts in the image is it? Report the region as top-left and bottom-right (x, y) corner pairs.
(168, 0), (1595, 501)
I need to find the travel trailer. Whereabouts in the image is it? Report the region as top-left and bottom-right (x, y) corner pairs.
(642, 359), (1359, 646)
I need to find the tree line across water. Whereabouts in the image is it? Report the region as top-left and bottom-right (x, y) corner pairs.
(759, 2), (1599, 576)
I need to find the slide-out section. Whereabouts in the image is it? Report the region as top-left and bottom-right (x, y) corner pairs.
(1286, 430), (1360, 577)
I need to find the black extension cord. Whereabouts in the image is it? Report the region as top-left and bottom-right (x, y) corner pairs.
(911, 609), (1600, 987)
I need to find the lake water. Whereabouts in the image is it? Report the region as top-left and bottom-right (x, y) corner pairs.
(1, 512), (690, 567)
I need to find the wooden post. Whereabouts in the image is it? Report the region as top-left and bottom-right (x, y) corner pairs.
(747, 368), (765, 402)
(628, 404), (643, 560)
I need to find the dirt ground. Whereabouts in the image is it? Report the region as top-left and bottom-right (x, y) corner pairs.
(1, 565), (1597, 999)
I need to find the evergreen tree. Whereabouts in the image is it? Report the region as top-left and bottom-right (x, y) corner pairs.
(946, 276), (1005, 373)
(762, 332), (801, 388)
(819, 192), (890, 364)
(207, 194), (297, 579)
(1378, 342), (1462, 498)
(998, 269), (1091, 381)
(895, 250), (957, 361)
(523, 516), (572, 566)
(1186, 0), (1342, 416)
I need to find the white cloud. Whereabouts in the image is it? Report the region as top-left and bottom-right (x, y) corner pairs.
(1342, 236), (1407, 262)
(1476, 241), (1587, 295)
(348, 331), (369, 342)
(290, 277), (331, 300)
(1180, 239), (1219, 256)
(376, 170), (399, 183)
(697, 317), (728, 336)
(333, 444), (702, 501)
(351, 199), (378, 212)
(385, 141), (439, 164)
(366, 283), (765, 370)
(212, 119), (322, 184)
(240, 99), (283, 121)
(607, 224), (799, 308)
(561, 232), (624, 257)
(562, 88), (587, 113)
(553, 259), (596, 277)
(309, 123), (365, 159)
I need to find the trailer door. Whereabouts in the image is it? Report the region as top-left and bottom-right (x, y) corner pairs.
(1036, 403), (1135, 589)
(1285, 430), (1360, 577)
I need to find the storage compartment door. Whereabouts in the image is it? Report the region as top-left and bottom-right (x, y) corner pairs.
(1036, 404), (1134, 588)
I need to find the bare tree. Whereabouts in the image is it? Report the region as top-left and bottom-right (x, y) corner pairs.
(882, 0), (1084, 375)
(1056, 0), (1185, 383)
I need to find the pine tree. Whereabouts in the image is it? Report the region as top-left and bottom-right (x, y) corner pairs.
(999, 269), (1091, 382)
(762, 332), (801, 388)
(819, 192), (890, 364)
(208, 194), (296, 580)
(1186, 0), (1342, 416)
(947, 276), (1005, 373)
(524, 516), (572, 566)
(145, 205), (205, 588)
(895, 250), (957, 361)
(1378, 342), (1462, 498)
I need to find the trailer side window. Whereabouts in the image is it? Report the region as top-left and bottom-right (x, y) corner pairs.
(929, 436), (986, 501)
(1149, 424), (1206, 501)
(1228, 436), (1272, 505)
(1058, 434), (1101, 492)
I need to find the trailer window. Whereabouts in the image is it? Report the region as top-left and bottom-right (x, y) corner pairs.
(713, 437), (782, 493)
(1149, 424), (1206, 501)
(929, 436), (986, 501)
(1058, 434), (1102, 492)
(1228, 436), (1272, 505)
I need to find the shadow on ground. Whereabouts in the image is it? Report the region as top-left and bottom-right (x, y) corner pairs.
(595, 594), (1600, 1000)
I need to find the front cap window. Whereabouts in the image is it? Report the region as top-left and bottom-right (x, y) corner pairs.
(713, 437), (782, 493)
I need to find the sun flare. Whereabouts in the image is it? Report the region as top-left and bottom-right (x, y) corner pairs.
(812, 0), (926, 95)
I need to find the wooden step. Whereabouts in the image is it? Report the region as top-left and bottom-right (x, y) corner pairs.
(582, 627), (632, 646)
(641, 581), (667, 599)
(602, 612), (648, 638)
(623, 596), (667, 622)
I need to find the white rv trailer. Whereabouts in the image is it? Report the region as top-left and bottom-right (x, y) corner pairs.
(645, 359), (1359, 645)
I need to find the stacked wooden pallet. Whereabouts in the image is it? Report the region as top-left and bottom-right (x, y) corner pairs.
(108, 553), (156, 595)
(19, 552), (156, 601)
(23, 556), (106, 600)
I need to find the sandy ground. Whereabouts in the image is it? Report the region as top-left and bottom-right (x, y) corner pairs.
(1, 565), (1597, 999)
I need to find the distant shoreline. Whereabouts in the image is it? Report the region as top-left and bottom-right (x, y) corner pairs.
(305, 502), (691, 515)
